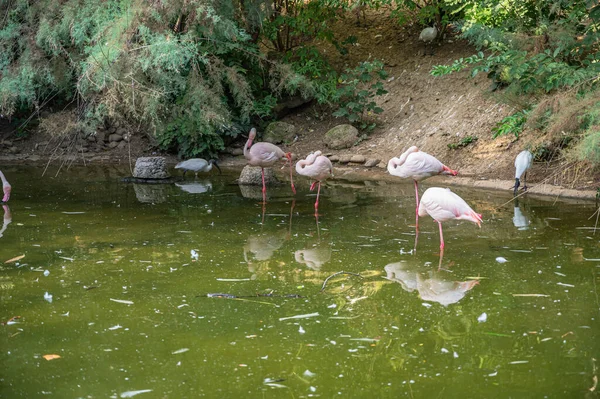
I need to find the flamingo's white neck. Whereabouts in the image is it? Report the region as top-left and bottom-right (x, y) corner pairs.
(295, 152), (318, 173)
(387, 158), (400, 174)
(0, 171), (10, 203)
(0, 171), (8, 187)
(243, 129), (256, 159)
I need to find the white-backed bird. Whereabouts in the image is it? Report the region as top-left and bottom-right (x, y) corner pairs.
(513, 150), (533, 196)
(175, 159), (221, 177)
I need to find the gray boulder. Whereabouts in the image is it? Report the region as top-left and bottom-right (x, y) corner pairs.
(238, 165), (280, 186)
(324, 124), (359, 150)
(133, 157), (170, 179)
(350, 155), (366, 163)
(365, 158), (381, 167)
(263, 122), (297, 144)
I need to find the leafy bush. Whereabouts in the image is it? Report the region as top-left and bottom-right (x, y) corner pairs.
(0, 0), (318, 158)
(332, 60), (388, 129)
(492, 110), (529, 139)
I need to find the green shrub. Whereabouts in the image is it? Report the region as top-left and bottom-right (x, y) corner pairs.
(332, 60), (388, 129)
(492, 110), (529, 139)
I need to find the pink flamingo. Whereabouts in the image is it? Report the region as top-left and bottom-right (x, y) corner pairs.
(0, 170), (11, 203)
(387, 146), (457, 228)
(243, 128), (296, 203)
(295, 151), (333, 213)
(417, 187), (482, 251)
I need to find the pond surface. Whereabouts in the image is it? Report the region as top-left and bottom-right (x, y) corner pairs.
(0, 165), (599, 398)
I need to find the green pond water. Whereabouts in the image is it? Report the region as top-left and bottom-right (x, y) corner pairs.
(0, 165), (599, 398)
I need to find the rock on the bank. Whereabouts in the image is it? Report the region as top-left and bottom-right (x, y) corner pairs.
(133, 157), (170, 179)
(324, 124), (359, 150)
(238, 165), (280, 186)
(263, 122), (297, 144)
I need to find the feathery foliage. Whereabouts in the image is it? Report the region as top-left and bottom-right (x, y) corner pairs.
(0, 0), (392, 157)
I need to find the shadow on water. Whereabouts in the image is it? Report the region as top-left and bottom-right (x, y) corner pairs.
(0, 165), (599, 398)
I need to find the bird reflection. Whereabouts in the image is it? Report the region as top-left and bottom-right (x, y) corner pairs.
(244, 200), (296, 275)
(243, 233), (286, 263)
(385, 261), (479, 306)
(0, 205), (11, 238)
(513, 199), (530, 230)
(294, 244), (332, 271)
(175, 180), (213, 194)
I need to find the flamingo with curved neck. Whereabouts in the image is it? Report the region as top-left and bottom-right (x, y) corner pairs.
(243, 128), (295, 203)
(387, 146), (457, 229)
(418, 187), (482, 252)
(295, 151), (333, 214)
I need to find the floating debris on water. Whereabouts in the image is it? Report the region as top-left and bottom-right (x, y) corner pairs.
(120, 389), (153, 398)
(279, 312), (319, 321)
(110, 298), (134, 305)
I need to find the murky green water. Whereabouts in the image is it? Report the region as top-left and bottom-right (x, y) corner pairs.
(1, 165), (599, 398)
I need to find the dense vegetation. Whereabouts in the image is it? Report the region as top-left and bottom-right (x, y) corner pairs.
(0, 0), (598, 165)
(430, 0), (600, 166)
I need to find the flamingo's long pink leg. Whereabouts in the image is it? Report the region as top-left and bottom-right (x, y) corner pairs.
(314, 181), (322, 214)
(289, 162), (296, 195)
(286, 153), (296, 195)
(414, 180), (420, 230)
(261, 168), (267, 204)
(438, 221), (445, 250)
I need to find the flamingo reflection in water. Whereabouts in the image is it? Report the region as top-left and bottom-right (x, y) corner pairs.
(385, 262), (479, 306)
(294, 244), (332, 271)
(243, 200), (296, 276)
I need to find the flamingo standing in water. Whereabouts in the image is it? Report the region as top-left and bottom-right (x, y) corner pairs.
(0, 170), (11, 203)
(513, 150), (533, 196)
(387, 146), (457, 228)
(243, 128), (296, 203)
(295, 151), (333, 213)
(418, 187), (482, 251)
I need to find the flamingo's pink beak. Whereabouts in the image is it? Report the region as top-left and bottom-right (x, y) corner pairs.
(2, 187), (10, 203)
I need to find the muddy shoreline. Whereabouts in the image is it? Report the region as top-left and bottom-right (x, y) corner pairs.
(221, 157), (599, 201)
(1, 154), (597, 201)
